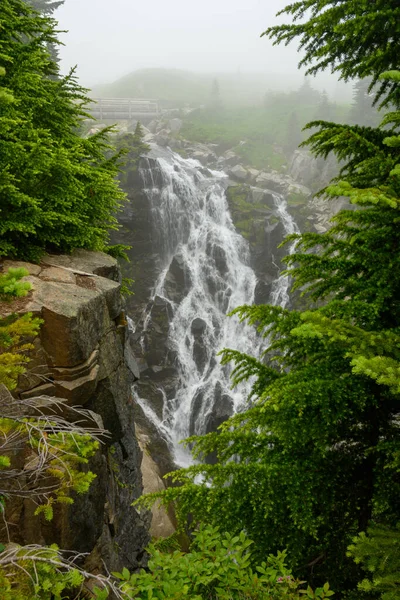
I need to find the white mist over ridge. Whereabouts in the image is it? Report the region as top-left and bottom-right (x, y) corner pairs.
(133, 148), (298, 466)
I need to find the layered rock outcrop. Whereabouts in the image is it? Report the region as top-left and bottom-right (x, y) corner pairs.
(0, 250), (150, 572)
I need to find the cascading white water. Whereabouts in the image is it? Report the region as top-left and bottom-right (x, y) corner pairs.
(134, 147), (299, 466)
(270, 193), (301, 307)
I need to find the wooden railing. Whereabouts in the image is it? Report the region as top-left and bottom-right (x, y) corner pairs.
(88, 98), (159, 120)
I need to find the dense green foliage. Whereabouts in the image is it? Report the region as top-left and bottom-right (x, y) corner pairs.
(0, 545), (85, 600)
(263, 0), (400, 108)
(0, 0), (125, 261)
(141, 4), (400, 597)
(114, 526), (333, 600)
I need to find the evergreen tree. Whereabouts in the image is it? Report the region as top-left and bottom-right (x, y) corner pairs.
(348, 525), (400, 600)
(0, 0), (125, 261)
(25, 0), (65, 63)
(262, 0), (400, 108)
(314, 90), (334, 121)
(26, 0), (64, 15)
(210, 78), (222, 111)
(296, 77), (320, 106)
(114, 122), (150, 188)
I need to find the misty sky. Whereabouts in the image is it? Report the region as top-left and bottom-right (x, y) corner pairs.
(56, 0), (304, 86)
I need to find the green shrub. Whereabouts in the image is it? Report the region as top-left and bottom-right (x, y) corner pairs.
(114, 525), (333, 599)
(0, 268), (31, 300)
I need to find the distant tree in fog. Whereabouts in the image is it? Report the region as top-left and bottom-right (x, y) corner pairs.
(297, 77), (320, 105)
(25, 0), (65, 63)
(210, 78), (222, 111)
(314, 90), (335, 121)
(26, 0), (64, 14)
(284, 111), (302, 157)
(349, 78), (380, 127)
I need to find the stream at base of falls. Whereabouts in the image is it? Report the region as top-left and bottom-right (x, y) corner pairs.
(131, 147), (299, 467)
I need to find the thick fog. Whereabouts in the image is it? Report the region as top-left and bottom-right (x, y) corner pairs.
(56, 0), (304, 85)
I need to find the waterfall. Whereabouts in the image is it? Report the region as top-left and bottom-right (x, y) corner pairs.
(133, 147), (299, 466)
(270, 193), (301, 307)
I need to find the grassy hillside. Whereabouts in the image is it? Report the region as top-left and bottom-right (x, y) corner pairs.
(181, 89), (350, 170)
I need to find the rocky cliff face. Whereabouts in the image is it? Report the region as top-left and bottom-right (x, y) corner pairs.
(0, 250), (150, 572)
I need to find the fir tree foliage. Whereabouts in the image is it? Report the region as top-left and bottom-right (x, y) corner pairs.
(26, 0), (64, 15)
(262, 0), (400, 107)
(114, 122), (150, 188)
(0, 0), (126, 261)
(348, 525), (400, 600)
(0, 267), (31, 300)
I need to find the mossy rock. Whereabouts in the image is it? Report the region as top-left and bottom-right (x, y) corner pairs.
(287, 191), (308, 206)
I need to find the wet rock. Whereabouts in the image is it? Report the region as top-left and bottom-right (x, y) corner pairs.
(147, 119), (165, 134)
(250, 187), (268, 205)
(256, 171), (289, 193)
(137, 427), (176, 539)
(211, 244), (229, 276)
(189, 382), (234, 441)
(191, 318), (209, 374)
(135, 379), (165, 421)
(189, 388), (205, 436)
(288, 182), (311, 197)
(191, 317), (207, 334)
(125, 340), (141, 380)
(203, 384), (234, 464)
(204, 392), (234, 434)
(247, 168), (260, 182)
(168, 118), (183, 133)
(154, 129), (171, 147)
(163, 255), (192, 303)
(133, 402), (177, 478)
(222, 150), (239, 166)
(229, 164), (248, 181)
(193, 339), (208, 375)
(289, 149), (336, 192)
(191, 149), (217, 164)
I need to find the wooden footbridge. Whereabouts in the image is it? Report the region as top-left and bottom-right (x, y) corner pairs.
(88, 98), (159, 121)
